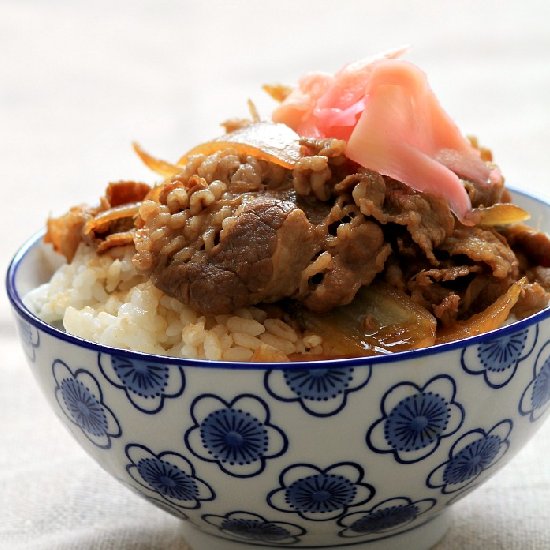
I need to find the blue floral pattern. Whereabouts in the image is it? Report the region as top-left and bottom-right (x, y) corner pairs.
(367, 375), (464, 463)
(267, 462), (375, 521)
(53, 359), (121, 448)
(462, 326), (537, 388)
(202, 511), (306, 545)
(184, 394), (288, 478)
(338, 497), (436, 539)
(126, 444), (214, 509)
(265, 365), (371, 417)
(112, 474), (191, 520)
(98, 353), (185, 414)
(427, 420), (512, 494)
(520, 340), (550, 422)
(17, 317), (40, 362)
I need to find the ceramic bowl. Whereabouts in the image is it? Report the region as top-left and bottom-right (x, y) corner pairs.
(7, 190), (550, 550)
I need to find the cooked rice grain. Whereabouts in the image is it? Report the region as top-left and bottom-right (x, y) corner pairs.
(24, 244), (323, 361)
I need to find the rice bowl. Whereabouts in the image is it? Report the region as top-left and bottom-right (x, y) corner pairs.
(7, 190), (550, 549)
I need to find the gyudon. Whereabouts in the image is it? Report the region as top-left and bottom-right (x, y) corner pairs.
(26, 50), (550, 361)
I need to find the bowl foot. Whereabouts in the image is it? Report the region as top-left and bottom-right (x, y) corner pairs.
(182, 509), (451, 549)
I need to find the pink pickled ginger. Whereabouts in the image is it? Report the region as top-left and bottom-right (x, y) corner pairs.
(272, 51), (498, 220)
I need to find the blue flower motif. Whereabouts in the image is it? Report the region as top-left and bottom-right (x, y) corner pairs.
(17, 317), (40, 362)
(98, 352), (185, 414)
(125, 444), (215, 510)
(338, 497), (436, 539)
(53, 359), (121, 449)
(267, 462), (375, 521)
(366, 375), (464, 464)
(202, 511), (306, 545)
(111, 474), (190, 520)
(461, 326), (537, 388)
(427, 420), (512, 494)
(265, 365), (371, 417)
(519, 340), (550, 422)
(184, 394), (288, 478)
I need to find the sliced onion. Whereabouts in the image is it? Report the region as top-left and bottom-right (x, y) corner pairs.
(262, 83), (294, 103)
(296, 282), (436, 356)
(45, 205), (88, 262)
(177, 122), (302, 169)
(96, 230), (135, 253)
(83, 202), (140, 238)
(106, 181), (151, 207)
(436, 277), (526, 344)
(133, 142), (181, 178)
(470, 203), (530, 226)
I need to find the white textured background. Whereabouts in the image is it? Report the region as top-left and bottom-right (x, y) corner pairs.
(1, 1), (550, 548)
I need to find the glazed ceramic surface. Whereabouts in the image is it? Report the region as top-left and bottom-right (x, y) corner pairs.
(7, 191), (550, 548)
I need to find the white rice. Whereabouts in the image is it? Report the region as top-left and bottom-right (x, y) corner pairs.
(24, 244), (324, 361)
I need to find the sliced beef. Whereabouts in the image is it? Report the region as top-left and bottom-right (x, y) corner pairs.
(439, 226), (518, 279)
(383, 179), (455, 263)
(295, 195), (333, 225)
(513, 282), (550, 319)
(383, 258), (407, 292)
(151, 188), (393, 315)
(463, 176), (509, 208)
(407, 276), (466, 327)
(45, 205), (91, 262)
(154, 196), (321, 314)
(433, 294), (461, 327)
(348, 171), (455, 263)
(135, 149), (397, 315)
(296, 192), (392, 311)
(527, 266), (550, 290)
(45, 181), (151, 262)
(407, 265), (480, 325)
(412, 265), (481, 285)
(420, 227), (521, 320)
(301, 220), (391, 312)
(503, 224), (550, 268)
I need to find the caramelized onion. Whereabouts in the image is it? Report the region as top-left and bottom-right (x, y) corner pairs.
(177, 122), (302, 169)
(83, 202), (141, 238)
(133, 142), (181, 178)
(96, 230), (135, 254)
(471, 203), (530, 226)
(436, 277), (526, 344)
(106, 181), (151, 207)
(296, 282), (437, 356)
(45, 205), (89, 262)
(262, 83), (294, 103)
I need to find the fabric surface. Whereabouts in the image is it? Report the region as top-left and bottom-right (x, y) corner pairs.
(1, 1), (550, 548)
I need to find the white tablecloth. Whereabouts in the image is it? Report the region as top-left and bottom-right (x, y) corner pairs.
(1, 1), (550, 548)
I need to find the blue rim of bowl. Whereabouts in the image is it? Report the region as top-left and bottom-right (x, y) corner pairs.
(6, 188), (550, 371)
